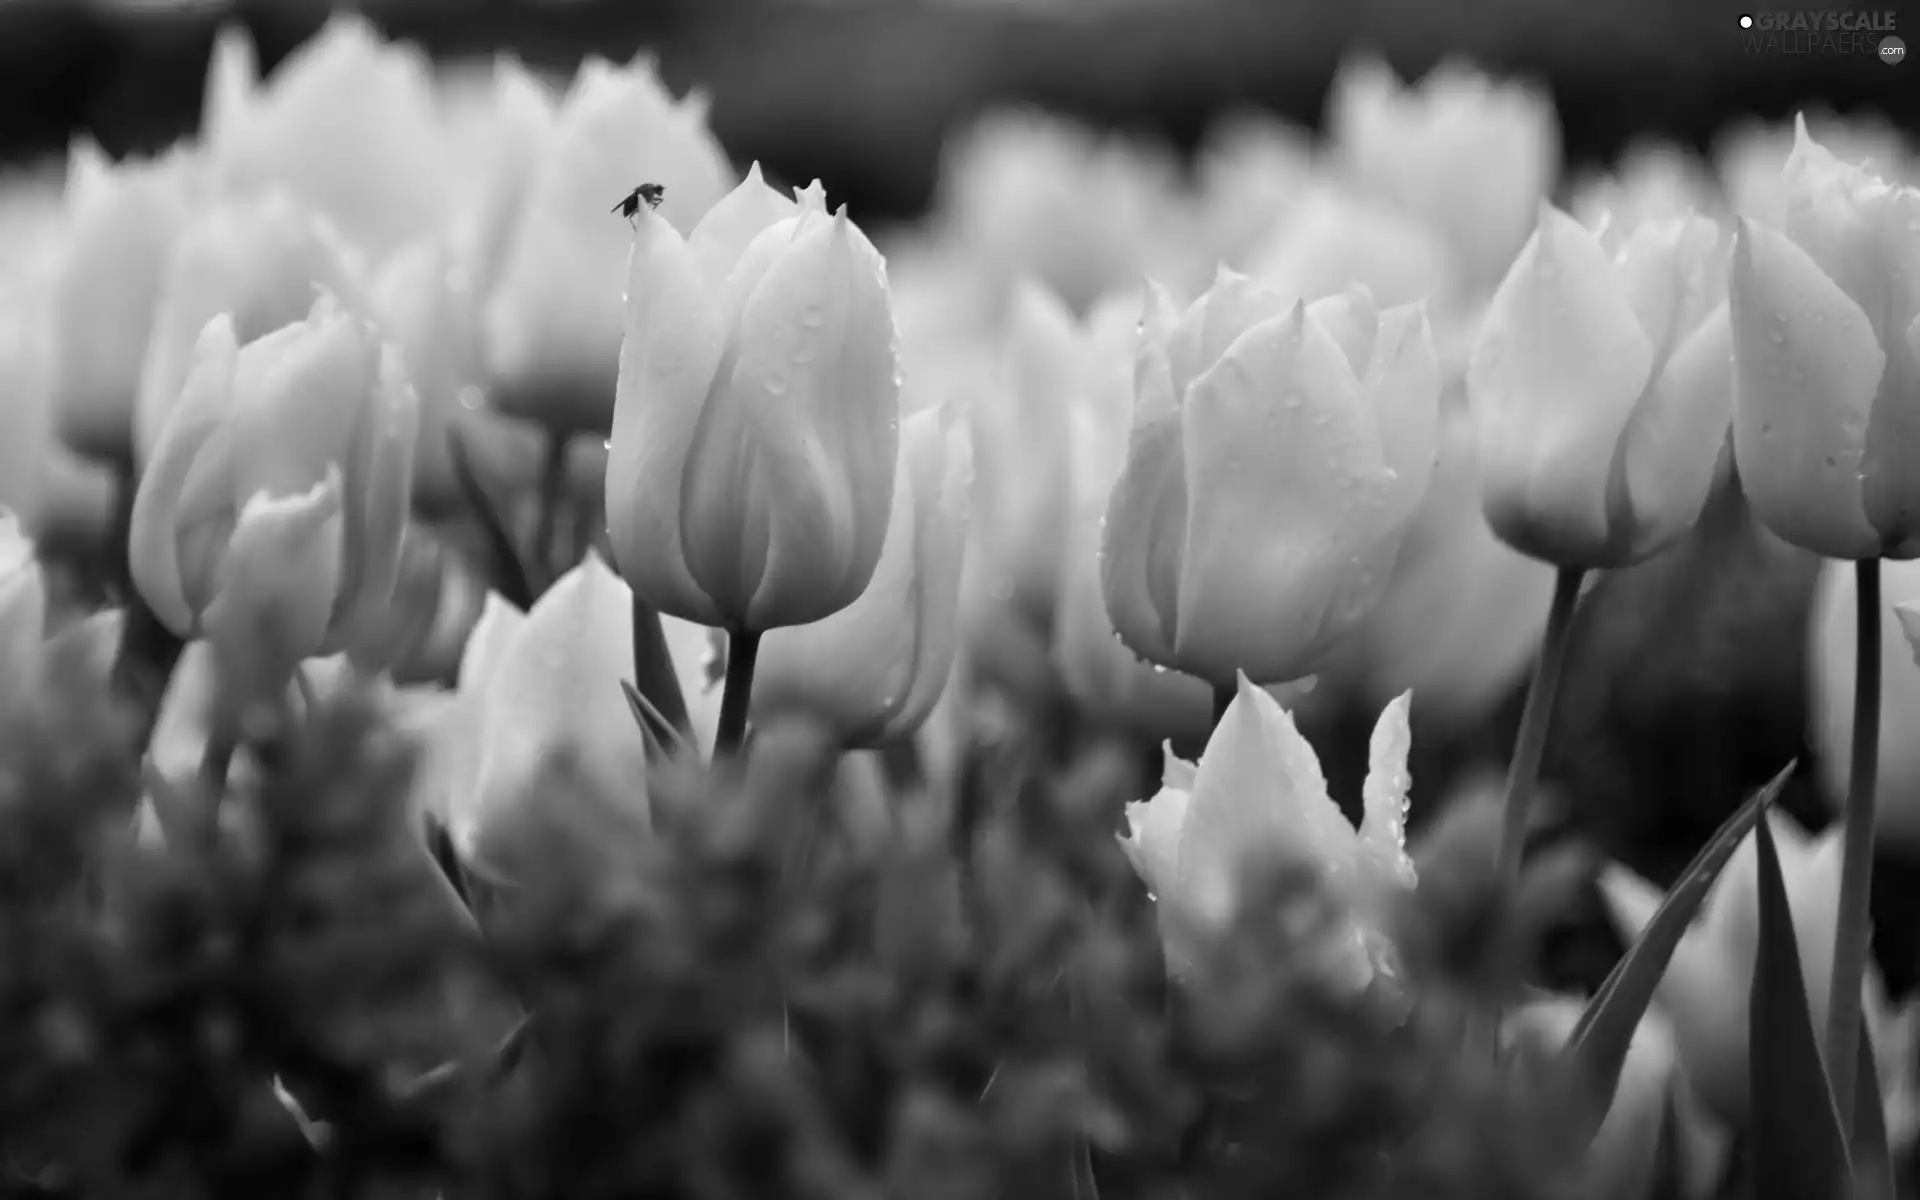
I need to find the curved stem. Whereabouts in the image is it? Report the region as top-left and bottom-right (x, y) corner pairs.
(1495, 565), (1587, 894)
(714, 630), (762, 759)
(1827, 556), (1882, 1139)
(531, 433), (570, 586)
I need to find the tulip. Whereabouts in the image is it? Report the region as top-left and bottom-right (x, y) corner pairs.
(205, 15), (452, 258)
(1715, 111), (1913, 229)
(481, 53), (733, 434)
(1119, 675), (1416, 989)
(132, 190), (370, 468)
(0, 512), (47, 720)
(1189, 111), (1316, 274)
(1319, 401), (1556, 731)
(440, 55), (557, 322)
(1810, 559), (1920, 848)
(47, 139), (194, 464)
(1244, 182), (1456, 312)
(607, 168), (901, 634)
(1598, 811), (1920, 1142)
(128, 299), (418, 685)
(752, 404), (970, 748)
(1467, 205), (1733, 567)
(1728, 118), (1920, 560)
(0, 281), (54, 531)
(1326, 56), (1560, 291)
(1571, 142), (1723, 245)
(1101, 273), (1441, 687)
(436, 553), (652, 890)
(1503, 998), (1728, 1200)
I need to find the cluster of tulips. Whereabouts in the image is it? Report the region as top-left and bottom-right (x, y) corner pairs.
(7, 11), (1920, 1197)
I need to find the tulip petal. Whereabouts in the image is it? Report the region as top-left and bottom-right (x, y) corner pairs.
(1355, 691), (1417, 892)
(687, 162), (800, 284)
(1303, 284), (1380, 378)
(1173, 304), (1389, 684)
(128, 315), (242, 635)
(606, 207), (729, 627)
(200, 474), (346, 702)
(1866, 300), (1920, 556)
(0, 518), (46, 715)
(1132, 282), (1183, 428)
(1167, 268), (1291, 397)
(1897, 601), (1920, 666)
(1729, 219), (1883, 559)
(1363, 302), (1443, 525)
(1100, 413), (1186, 666)
(1614, 301), (1734, 559)
(1119, 787), (1189, 902)
(1468, 206), (1653, 562)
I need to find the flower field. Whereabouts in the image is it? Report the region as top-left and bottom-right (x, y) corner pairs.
(0, 10), (1917, 1198)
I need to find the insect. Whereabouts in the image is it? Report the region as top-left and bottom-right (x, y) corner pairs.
(613, 183), (666, 224)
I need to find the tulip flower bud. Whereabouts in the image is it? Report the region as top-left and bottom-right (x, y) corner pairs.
(0, 283), (55, 532)
(206, 15), (452, 258)
(133, 190), (369, 468)
(752, 404), (971, 748)
(1571, 142), (1723, 243)
(1810, 559), (1920, 848)
(1244, 183), (1456, 311)
(1468, 205), (1733, 567)
(48, 139), (194, 464)
(1119, 675), (1415, 989)
(1101, 272), (1441, 687)
(1599, 812), (1920, 1138)
(441, 55), (556, 316)
(438, 553), (652, 891)
(1729, 118), (1920, 560)
(1327, 56), (1560, 291)
(128, 298), (418, 675)
(0, 512), (48, 719)
(607, 169), (901, 633)
(481, 54), (733, 434)
(1715, 112), (1912, 229)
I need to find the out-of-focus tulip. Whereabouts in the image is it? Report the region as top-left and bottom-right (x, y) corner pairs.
(48, 139), (195, 464)
(933, 110), (1201, 312)
(0, 282), (54, 531)
(1189, 111), (1317, 274)
(1327, 56), (1560, 292)
(440, 56), (558, 321)
(206, 15), (452, 259)
(370, 239), (542, 513)
(133, 190), (370, 467)
(1468, 205), (1732, 567)
(1244, 183), (1456, 312)
(1716, 111), (1913, 228)
(1599, 811), (1920, 1140)
(128, 300), (418, 682)
(481, 54), (733, 434)
(607, 169), (900, 633)
(1101, 273), (1440, 687)
(1320, 400), (1556, 730)
(0, 512), (47, 719)
(1504, 998), (1727, 1200)
(435, 553), (651, 889)
(1809, 559), (1920, 848)
(1728, 118), (1920, 560)
(753, 405), (970, 747)
(1572, 142), (1724, 243)
(1119, 675), (1416, 989)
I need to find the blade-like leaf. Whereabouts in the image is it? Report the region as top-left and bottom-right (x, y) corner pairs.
(1560, 761), (1794, 1138)
(1750, 813), (1852, 1200)
(1854, 1022), (1894, 1200)
(447, 424), (535, 610)
(630, 597), (693, 739)
(621, 680), (690, 761)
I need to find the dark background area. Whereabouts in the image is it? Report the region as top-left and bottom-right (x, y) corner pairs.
(0, 0), (1916, 225)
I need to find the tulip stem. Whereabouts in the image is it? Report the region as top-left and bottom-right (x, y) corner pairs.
(1494, 565), (1587, 895)
(531, 433), (569, 585)
(1210, 685), (1234, 732)
(1826, 556), (1882, 1140)
(714, 631), (761, 758)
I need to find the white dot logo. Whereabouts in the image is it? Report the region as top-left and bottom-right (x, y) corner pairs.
(1739, 13), (1754, 27)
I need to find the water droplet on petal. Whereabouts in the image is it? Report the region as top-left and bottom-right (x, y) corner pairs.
(767, 376), (788, 395)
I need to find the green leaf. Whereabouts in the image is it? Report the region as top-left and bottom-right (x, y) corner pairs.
(1559, 760), (1793, 1141)
(1853, 1021), (1894, 1200)
(1749, 812), (1853, 1200)
(448, 424), (535, 610)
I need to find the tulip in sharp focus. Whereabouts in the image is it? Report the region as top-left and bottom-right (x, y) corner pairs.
(48, 139), (195, 464)
(1468, 206), (1733, 567)
(1728, 118), (1920, 559)
(1599, 812), (1920, 1142)
(133, 190), (370, 467)
(1327, 56), (1560, 291)
(607, 168), (901, 633)
(1810, 559), (1920, 849)
(1120, 675), (1416, 989)
(1101, 273), (1441, 687)
(128, 299), (418, 688)
(436, 553), (651, 890)
(752, 404), (970, 748)
(481, 53), (733, 434)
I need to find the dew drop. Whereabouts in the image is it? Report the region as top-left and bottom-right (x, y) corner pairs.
(801, 306), (825, 328)
(767, 376), (788, 396)
(1767, 327), (1786, 345)
(603, 438), (614, 451)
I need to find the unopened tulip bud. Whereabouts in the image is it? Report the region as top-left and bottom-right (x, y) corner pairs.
(200, 472), (346, 704)
(753, 405), (971, 748)
(1729, 117), (1920, 559)
(1101, 273), (1440, 686)
(1468, 205), (1732, 567)
(128, 298), (418, 673)
(481, 54), (733, 434)
(607, 170), (901, 633)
